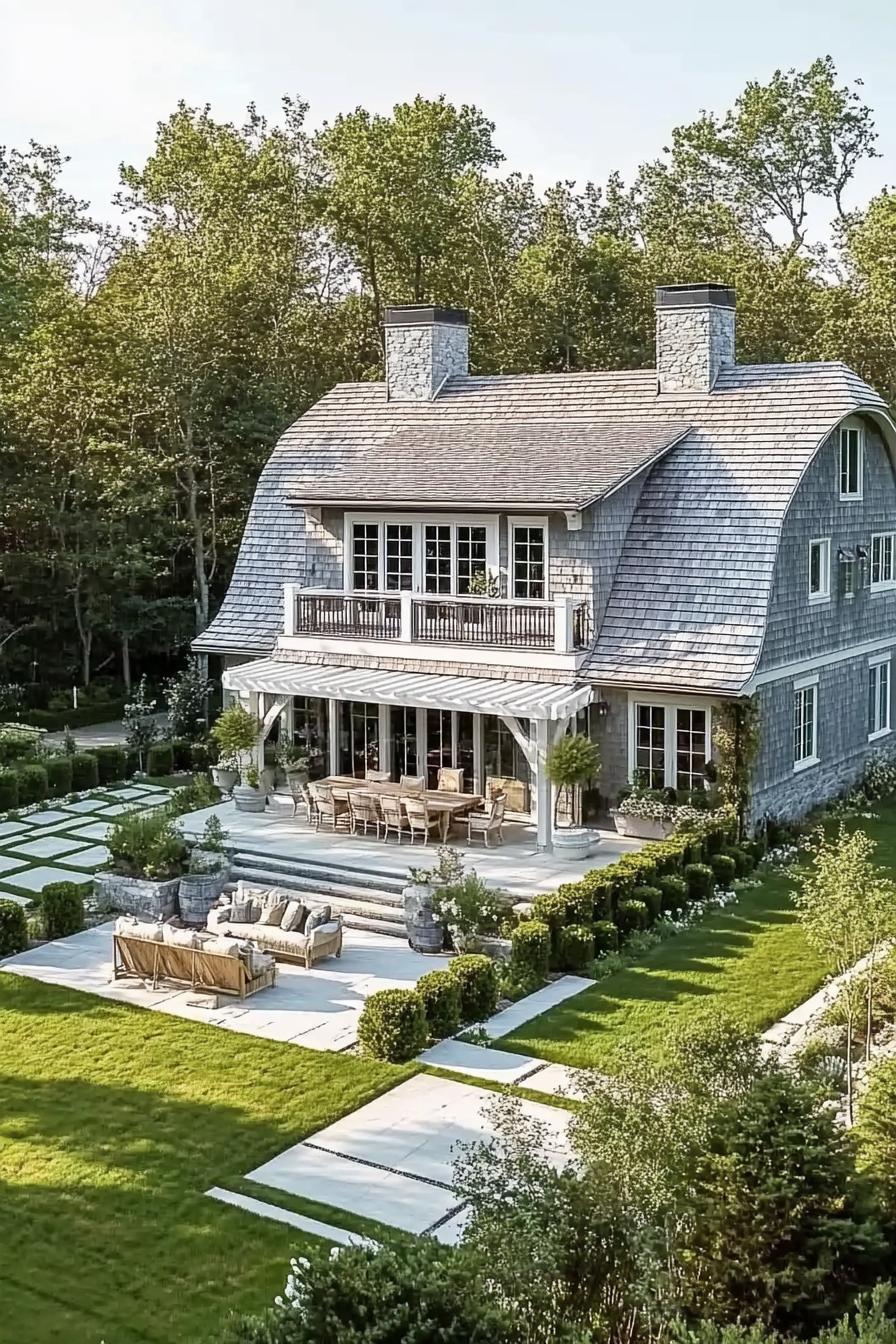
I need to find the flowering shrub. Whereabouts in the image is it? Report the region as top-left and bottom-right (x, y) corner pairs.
(862, 747), (896, 801)
(124, 675), (159, 771)
(432, 872), (503, 945)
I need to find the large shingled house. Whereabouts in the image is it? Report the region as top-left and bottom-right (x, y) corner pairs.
(194, 283), (896, 846)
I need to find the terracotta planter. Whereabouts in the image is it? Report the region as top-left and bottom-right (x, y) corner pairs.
(610, 810), (676, 841)
(94, 873), (180, 919)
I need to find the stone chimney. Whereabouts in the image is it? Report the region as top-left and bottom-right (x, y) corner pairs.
(655, 283), (736, 393)
(384, 304), (469, 401)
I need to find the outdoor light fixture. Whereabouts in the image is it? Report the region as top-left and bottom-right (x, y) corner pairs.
(594, 699), (610, 718)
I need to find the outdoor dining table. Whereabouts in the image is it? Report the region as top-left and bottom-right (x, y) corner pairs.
(322, 775), (483, 842)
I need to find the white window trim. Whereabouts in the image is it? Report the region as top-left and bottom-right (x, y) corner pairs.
(839, 423), (864, 502)
(793, 673), (819, 773)
(808, 537), (831, 604)
(870, 531), (896, 594)
(868, 654), (892, 742)
(626, 694), (713, 790)
(343, 513), (499, 594)
(509, 516), (550, 601)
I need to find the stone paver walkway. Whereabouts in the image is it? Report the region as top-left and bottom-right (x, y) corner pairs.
(206, 1186), (379, 1249)
(485, 975), (594, 1038)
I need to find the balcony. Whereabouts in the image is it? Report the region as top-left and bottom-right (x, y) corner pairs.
(284, 587), (592, 655)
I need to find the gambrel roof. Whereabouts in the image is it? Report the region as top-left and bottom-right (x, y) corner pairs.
(194, 361), (891, 695)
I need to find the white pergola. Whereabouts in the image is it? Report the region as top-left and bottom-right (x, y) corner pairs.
(221, 657), (593, 851)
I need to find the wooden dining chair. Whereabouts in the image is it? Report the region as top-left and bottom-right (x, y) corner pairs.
(309, 781), (349, 831)
(403, 796), (441, 845)
(348, 790), (382, 838)
(380, 794), (410, 844)
(467, 791), (507, 847)
(436, 767), (463, 793)
(365, 769), (391, 783)
(399, 774), (426, 793)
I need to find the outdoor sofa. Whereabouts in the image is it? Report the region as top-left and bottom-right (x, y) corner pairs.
(112, 916), (277, 999)
(206, 881), (344, 969)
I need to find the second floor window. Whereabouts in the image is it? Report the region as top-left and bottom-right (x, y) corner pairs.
(512, 522), (547, 600)
(839, 426), (863, 500)
(808, 538), (830, 602)
(348, 516), (495, 596)
(871, 533), (896, 590)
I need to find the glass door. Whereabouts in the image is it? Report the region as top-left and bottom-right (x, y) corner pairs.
(338, 700), (380, 777)
(482, 713), (531, 814)
(391, 705), (418, 780)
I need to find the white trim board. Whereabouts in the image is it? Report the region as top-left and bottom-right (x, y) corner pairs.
(745, 635), (896, 691)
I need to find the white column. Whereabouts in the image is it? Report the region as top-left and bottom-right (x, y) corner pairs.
(553, 596), (576, 654)
(283, 583), (296, 637)
(327, 698), (340, 775)
(534, 717), (553, 852)
(472, 713), (484, 796)
(379, 703), (392, 776)
(249, 691), (264, 773)
(399, 591), (414, 642)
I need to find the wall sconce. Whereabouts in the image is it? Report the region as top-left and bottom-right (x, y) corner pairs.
(594, 699), (610, 718)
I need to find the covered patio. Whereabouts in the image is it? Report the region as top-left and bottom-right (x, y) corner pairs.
(223, 657), (595, 852)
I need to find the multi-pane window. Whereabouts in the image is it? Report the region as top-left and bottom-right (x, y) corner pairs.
(808, 538), (830, 602)
(384, 524), (413, 590)
(351, 523), (380, 592)
(871, 533), (896, 589)
(423, 525), (452, 594)
(793, 683), (818, 767)
(390, 705), (418, 779)
(635, 704), (666, 788)
(512, 524), (546, 599)
(839, 426), (863, 499)
(675, 708), (707, 791)
(292, 695), (328, 773)
(426, 707), (453, 789)
(456, 525), (488, 593)
(869, 660), (891, 739)
(339, 700), (379, 776)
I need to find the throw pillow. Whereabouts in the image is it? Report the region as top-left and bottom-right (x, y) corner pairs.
(256, 899), (289, 928)
(280, 900), (308, 933)
(213, 905), (233, 924)
(114, 915), (138, 935)
(230, 898), (254, 922)
(304, 904), (333, 933)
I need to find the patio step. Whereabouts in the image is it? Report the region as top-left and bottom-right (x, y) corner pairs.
(227, 847), (407, 896)
(227, 860), (408, 940)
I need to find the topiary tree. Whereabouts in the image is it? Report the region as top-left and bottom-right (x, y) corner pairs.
(546, 733), (600, 826)
(210, 702), (260, 778)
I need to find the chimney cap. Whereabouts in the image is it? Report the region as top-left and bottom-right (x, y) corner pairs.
(384, 304), (469, 327)
(655, 283), (736, 310)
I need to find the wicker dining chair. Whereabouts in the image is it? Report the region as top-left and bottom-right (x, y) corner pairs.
(399, 774), (426, 793)
(309, 780), (349, 831)
(365, 769), (391, 783)
(349, 790), (382, 838)
(467, 791), (507, 847)
(380, 794), (410, 844)
(436, 767), (464, 793)
(403, 796), (441, 845)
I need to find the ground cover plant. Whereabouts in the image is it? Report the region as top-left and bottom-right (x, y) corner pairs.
(0, 973), (408, 1344)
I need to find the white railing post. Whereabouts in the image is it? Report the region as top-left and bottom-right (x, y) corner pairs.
(554, 596), (573, 654)
(283, 583), (296, 637)
(400, 591), (414, 642)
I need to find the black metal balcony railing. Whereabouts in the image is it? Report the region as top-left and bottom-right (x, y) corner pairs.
(294, 593), (402, 640)
(411, 599), (555, 648)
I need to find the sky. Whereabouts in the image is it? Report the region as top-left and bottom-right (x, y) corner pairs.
(2, 0), (896, 225)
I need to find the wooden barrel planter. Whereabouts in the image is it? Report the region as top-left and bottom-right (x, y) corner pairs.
(178, 872), (228, 926)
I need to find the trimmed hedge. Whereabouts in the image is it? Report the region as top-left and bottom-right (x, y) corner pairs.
(632, 884), (662, 921)
(656, 874), (688, 913)
(511, 920), (551, 980)
(724, 845), (754, 876)
(593, 919), (618, 955)
(95, 745), (127, 785)
(357, 988), (427, 1062)
(615, 898), (649, 935)
(684, 863), (715, 902)
(18, 700), (127, 733)
(42, 882), (86, 940)
(16, 762), (48, 805)
(709, 853), (737, 888)
(416, 970), (462, 1041)
(448, 954), (499, 1022)
(190, 741), (212, 772)
(71, 752), (99, 791)
(170, 738), (193, 772)
(147, 742), (174, 777)
(0, 770), (19, 811)
(557, 923), (594, 973)
(0, 899), (28, 956)
(45, 755), (73, 798)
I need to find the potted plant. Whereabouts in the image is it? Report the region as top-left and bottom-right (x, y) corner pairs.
(210, 752), (240, 796)
(233, 764), (267, 814)
(546, 734), (601, 860)
(277, 742), (311, 785)
(211, 703), (264, 809)
(95, 808), (189, 918)
(610, 776), (677, 840)
(402, 847), (465, 953)
(431, 869), (504, 953)
(178, 816), (230, 925)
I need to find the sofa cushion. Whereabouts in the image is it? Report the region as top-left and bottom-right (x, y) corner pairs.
(203, 936), (241, 958)
(163, 924), (202, 949)
(304, 904), (332, 933)
(230, 897), (259, 923)
(117, 917), (164, 943)
(212, 904), (233, 924)
(281, 900), (308, 933)
(256, 899), (289, 928)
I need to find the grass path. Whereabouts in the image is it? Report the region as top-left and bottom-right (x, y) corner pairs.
(504, 802), (896, 1071)
(0, 973), (407, 1344)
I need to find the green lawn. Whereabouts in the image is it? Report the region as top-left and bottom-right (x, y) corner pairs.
(0, 974), (408, 1344)
(503, 801), (896, 1072)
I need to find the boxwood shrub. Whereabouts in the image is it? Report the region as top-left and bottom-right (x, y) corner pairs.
(171, 737), (193, 772)
(615, 898), (649, 936)
(95, 744), (127, 785)
(0, 769), (19, 811)
(45, 755), (73, 798)
(448, 953), (499, 1022)
(71, 751), (99, 791)
(709, 853), (737, 888)
(631, 884), (662, 921)
(357, 988), (427, 1062)
(510, 920), (551, 980)
(0, 899), (28, 956)
(684, 862), (715, 902)
(557, 923), (594, 973)
(42, 881), (86, 940)
(530, 892), (568, 938)
(593, 919), (618, 955)
(656, 874), (688, 913)
(724, 845), (754, 876)
(416, 969), (461, 1041)
(147, 741), (174, 777)
(16, 762), (48, 805)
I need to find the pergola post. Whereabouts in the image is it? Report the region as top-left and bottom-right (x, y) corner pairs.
(534, 717), (553, 852)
